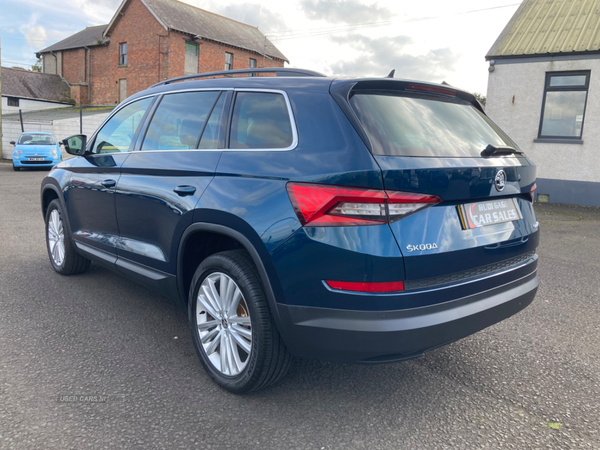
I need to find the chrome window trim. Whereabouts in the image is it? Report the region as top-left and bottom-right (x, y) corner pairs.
(89, 88), (298, 154)
(86, 88), (234, 151)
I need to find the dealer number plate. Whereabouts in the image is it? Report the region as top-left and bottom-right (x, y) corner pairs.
(458, 198), (522, 229)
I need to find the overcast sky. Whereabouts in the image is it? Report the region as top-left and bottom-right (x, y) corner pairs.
(0, 0), (520, 94)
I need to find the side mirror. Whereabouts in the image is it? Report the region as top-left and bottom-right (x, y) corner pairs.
(9, 141), (15, 145)
(62, 135), (88, 156)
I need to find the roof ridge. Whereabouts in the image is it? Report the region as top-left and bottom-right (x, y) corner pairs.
(171, 0), (259, 29)
(1, 67), (62, 77)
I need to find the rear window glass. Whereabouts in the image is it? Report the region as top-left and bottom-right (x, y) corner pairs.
(350, 92), (516, 157)
(229, 92), (293, 149)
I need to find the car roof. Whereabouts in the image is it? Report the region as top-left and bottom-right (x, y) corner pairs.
(19, 132), (55, 136)
(128, 75), (477, 104)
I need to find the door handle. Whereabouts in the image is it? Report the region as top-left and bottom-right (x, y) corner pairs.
(101, 179), (116, 188)
(173, 185), (196, 197)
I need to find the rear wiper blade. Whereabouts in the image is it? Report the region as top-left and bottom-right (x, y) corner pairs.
(481, 144), (523, 157)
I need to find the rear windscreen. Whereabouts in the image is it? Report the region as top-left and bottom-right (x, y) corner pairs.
(350, 92), (516, 157)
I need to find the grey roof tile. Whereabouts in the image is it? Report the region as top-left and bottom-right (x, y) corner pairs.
(1, 67), (71, 102)
(38, 25), (108, 54)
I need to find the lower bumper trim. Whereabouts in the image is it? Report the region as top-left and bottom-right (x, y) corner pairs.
(276, 271), (538, 363)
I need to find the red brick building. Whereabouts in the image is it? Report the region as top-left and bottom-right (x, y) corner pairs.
(37, 0), (288, 105)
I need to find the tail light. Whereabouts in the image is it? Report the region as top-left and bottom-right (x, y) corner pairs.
(529, 183), (537, 202)
(286, 182), (441, 227)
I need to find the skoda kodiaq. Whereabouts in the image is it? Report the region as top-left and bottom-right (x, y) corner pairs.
(40, 68), (539, 393)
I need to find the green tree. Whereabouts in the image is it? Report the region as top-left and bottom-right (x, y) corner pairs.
(473, 92), (486, 106)
(31, 58), (42, 72)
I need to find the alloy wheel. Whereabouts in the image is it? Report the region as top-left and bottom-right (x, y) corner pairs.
(196, 272), (252, 376)
(48, 209), (65, 266)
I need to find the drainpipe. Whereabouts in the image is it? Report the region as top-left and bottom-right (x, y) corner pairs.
(84, 46), (91, 105)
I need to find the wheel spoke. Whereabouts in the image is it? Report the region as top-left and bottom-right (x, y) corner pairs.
(200, 327), (220, 345)
(205, 329), (221, 355)
(228, 334), (242, 373)
(220, 333), (228, 374)
(198, 289), (219, 319)
(227, 286), (243, 317)
(228, 315), (251, 326)
(231, 324), (252, 340)
(202, 283), (221, 317)
(207, 277), (223, 314)
(220, 274), (232, 313)
(230, 328), (251, 354)
(197, 319), (220, 331)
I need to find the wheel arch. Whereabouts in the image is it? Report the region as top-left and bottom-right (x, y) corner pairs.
(177, 220), (286, 327)
(41, 183), (64, 221)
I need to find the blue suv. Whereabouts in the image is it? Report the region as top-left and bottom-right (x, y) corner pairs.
(40, 68), (539, 393)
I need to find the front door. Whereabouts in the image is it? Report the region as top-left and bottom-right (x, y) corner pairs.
(119, 79), (127, 103)
(65, 97), (154, 257)
(114, 90), (229, 275)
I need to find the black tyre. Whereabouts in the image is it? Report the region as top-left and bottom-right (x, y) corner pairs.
(12, 165), (20, 171)
(45, 199), (91, 275)
(188, 250), (290, 394)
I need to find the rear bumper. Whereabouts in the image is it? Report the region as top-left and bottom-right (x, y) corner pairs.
(275, 270), (538, 363)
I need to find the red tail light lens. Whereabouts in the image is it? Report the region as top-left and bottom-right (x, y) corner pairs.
(325, 280), (405, 293)
(405, 84), (456, 97)
(286, 182), (441, 226)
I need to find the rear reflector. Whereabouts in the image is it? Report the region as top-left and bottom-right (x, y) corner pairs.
(287, 182), (441, 226)
(325, 280), (405, 293)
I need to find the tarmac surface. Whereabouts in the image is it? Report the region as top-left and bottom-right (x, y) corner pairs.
(1, 163), (599, 449)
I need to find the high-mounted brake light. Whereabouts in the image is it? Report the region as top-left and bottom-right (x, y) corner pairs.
(405, 84), (456, 97)
(325, 280), (405, 293)
(286, 183), (441, 227)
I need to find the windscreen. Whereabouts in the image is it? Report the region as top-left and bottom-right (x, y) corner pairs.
(350, 92), (516, 157)
(18, 134), (56, 145)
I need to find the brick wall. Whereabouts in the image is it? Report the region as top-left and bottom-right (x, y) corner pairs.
(90, 0), (165, 105)
(57, 0), (286, 106)
(62, 48), (86, 85)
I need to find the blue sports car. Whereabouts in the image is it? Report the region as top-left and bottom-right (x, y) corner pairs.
(11, 132), (62, 171)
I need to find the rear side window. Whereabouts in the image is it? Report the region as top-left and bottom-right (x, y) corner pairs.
(350, 92), (515, 157)
(142, 91), (220, 151)
(229, 92), (293, 149)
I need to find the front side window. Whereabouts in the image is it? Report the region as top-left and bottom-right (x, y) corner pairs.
(539, 71), (589, 139)
(184, 42), (199, 75)
(92, 97), (153, 154)
(225, 52), (233, 71)
(18, 134), (56, 145)
(119, 43), (127, 65)
(141, 91), (221, 151)
(229, 92), (293, 149)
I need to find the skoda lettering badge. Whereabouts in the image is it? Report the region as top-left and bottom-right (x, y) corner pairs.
(494, 170), (506, 192)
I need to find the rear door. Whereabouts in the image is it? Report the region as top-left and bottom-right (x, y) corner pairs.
(114, 89), (229, 275)
(347, 84), (539, 282)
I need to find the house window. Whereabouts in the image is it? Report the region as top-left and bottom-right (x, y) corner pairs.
(249, 58), (257, 76)
(184, 42), (199, 75)
(539, 71), (590, 139)
(119, 43), (127, 65)
(225, 52), (233, 71)
(7, 97), (19, 107)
